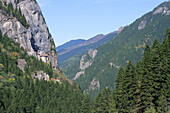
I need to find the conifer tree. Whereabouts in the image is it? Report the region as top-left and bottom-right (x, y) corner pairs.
(134, 61), (143, 113)
(94, 88), (116, 113)
(141, 45), (154, 111)
(115, 67), (125, 112)
(123, 61), (137, 112)
(81, 95), (91, 113)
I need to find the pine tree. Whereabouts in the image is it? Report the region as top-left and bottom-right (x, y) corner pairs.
(134, 61), (143, 113)
(161, 29), (170, 107)
(115, 67), (125, 112)
(123, 61), (137, 112)
(94, 87), (116, 113)
(141, 45), (154, 111)
(81, 95), (91, 113)
(150, 39), (162, 100)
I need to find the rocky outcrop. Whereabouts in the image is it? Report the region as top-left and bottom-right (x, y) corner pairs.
(110, 62), (120, 69)
(153, 6), (170, 15)
(88, 49), (97, 59)
(73, 71), (84, 80)
(90, 78), (100, 90)
(80, 55), (93, 70)
(73, 49), (98, 80)
(0, 0), (58, 70)
(17, 59), (26, 72)
(31, 70), (49, 81)
(80, 49), (97, 70)
(138, 20), (147, 30)
(118, 26), (124, 34)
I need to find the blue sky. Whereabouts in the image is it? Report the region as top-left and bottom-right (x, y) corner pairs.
(36, 0), (165, 46)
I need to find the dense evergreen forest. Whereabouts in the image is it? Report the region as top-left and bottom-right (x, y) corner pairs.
(93, 29), (170, 113)
(0, 26), (169, 112)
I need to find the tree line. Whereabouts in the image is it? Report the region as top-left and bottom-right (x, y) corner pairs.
(0, 29), (169, 112)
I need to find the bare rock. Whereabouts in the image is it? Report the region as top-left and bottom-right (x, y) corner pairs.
(73, 49), (98, 80)
(0, 0), (58, 69)
(153, 6), (170, 15)
(73, 71), (84, 80)
(138, 20), (147, 30)
(80, 55), (92, 70)
(90, 78), (100, 90)
(88, 49), (98, 59)
(17, 59), (26, 72)
(31, 70), (49, 81)
(118, 26), (124, 34)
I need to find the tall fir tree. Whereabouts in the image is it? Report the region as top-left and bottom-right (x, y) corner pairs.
(115, 67), (125, 112)
(123, 61), (138, 112)
(141, 44), (154, 111)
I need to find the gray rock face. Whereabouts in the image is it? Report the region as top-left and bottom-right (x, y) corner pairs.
(88, 49), (97, 59)
(73, 49), (97, 80)
(0, 14), (35, 55)
(138, 20), (147, 30)
(73, 71), (84, 80)
(153, 6), (170, 15)
(90, 78), (100, 90)
(80, 49), (97, 70)
(31, 70), (49, 81)
(18, 0), (51, 54)
(17, 59), (27, 72)
(0, 0), (58, 69)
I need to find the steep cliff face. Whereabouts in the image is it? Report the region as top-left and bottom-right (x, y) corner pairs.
(73, 49), (97, 80)
(0, 0), (58, 69)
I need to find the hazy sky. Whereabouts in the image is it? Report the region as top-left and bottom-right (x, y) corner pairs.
(36, 0), (165, 46)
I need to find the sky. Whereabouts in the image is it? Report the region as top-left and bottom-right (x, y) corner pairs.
(36, 0), (166, 46)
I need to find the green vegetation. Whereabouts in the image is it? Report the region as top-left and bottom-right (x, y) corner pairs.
(58, 32), (117, 64)
(73, 1), (170, 98)
(0, 27), (169, 113)
(115, 29), (170, 112)
(0, 77), (85, 113)
(0, 29), (90, 112)
(0, 1), (29, 28)
(60, 32), (118, 79)
(0, 30), (56, 85)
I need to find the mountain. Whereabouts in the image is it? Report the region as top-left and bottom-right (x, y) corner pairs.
(58, 31), (118, 64)
(67, 1), (170, 98)
(0, 0), (89, 112)
(0, 0), (58, 70)
(56, 39), (86, 51)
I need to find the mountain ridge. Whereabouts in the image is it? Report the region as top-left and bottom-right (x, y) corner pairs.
(56, 39), (86, 51)
(70, 1), (170, 98)
(58, 31), (118, 64)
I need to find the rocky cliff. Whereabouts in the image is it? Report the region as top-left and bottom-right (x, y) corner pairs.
(0, 0), (58, 70)
(73, 49), (97, 80)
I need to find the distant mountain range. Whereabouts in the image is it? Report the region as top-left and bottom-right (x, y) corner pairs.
(61, 1), (170, 98)
(56, 39), (86, 51)
(57, 31), (118, 64)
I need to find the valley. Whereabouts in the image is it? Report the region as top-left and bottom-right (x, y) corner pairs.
(0, 0), (169, 112)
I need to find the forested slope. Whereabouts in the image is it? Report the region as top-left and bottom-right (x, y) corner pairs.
(74, 1), (170, 98)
